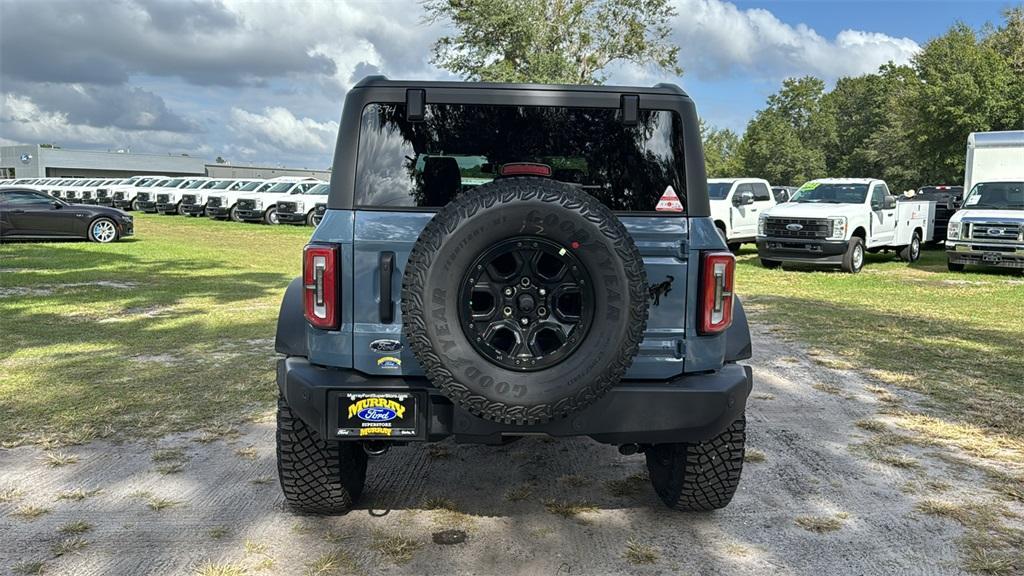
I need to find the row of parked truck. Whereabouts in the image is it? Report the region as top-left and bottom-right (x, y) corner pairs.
(710, 131), (1023, 274)
(0, 175), (329, 226)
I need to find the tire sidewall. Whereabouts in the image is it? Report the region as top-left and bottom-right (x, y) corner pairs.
(88, 217), (118, 243)
(264, 207), (278, 225)
(404, 179), (647, 423)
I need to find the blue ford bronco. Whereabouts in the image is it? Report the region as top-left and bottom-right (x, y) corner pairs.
(274, 76), (753, 513)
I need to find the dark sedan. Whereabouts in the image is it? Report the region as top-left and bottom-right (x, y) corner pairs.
(0, 188), (134, 243)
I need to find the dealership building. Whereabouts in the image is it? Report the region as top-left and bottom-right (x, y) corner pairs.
(0, 144), (330, 181)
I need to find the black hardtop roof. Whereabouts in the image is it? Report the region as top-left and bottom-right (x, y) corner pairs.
(352, 75), (691, 99)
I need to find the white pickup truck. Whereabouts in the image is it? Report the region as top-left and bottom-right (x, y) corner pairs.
(945, 131), (1024, 273)
(707, 178), (775, 251)
(756, 178), (935, 273)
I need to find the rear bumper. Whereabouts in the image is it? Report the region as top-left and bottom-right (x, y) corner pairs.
(947, 245), (1024, 269)
(757, 237), (849, 264)
(277, 357), (753, 445)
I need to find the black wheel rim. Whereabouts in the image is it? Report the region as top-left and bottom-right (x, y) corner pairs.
(458, 237), (594, 372)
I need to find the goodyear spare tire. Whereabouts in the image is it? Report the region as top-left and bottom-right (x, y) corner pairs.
(402, 177), (649, 425)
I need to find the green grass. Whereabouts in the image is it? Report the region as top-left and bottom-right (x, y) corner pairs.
(736, 247), (1024, 443)
(0, 214), (310, 446)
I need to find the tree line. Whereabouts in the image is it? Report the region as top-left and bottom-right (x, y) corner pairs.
(704, 8), (1024, 191)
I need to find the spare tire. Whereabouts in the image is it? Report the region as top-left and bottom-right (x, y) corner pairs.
(402, 177), (649, 425)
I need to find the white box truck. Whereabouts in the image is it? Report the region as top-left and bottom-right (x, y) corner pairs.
(946, 130), (1024, 272)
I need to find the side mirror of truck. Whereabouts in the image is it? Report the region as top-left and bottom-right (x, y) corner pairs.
(734, 191), (754, 206)
(883, 196), (896, 210)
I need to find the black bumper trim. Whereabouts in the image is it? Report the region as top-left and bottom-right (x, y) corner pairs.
(757, 238), (849, 264)
(277, 213), (307, 224)
(277, 357), (752, 445)
(947, 250), (1024, 269)
(236, 209), (265, 221)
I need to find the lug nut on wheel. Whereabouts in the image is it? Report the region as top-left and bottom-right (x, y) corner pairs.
(520, 317), (529, 326)
(503, 306), (513, 316)
(504, 287), (514, 296)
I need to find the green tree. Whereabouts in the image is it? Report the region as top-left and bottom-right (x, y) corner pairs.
(907, 22), (1020, 184)
(738, 76), (834, 186)
(422, 0), (681, 84)
(700, 120), (741, 177)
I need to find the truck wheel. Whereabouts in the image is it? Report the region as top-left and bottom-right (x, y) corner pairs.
(264, 207), (279, 225)
(403, 177), (649, 425)
(277, 396), (367, 514)
(646, 416), (745, 511)
(177, 203), (187, 216)
(306, 210), (317, 226)
(947, 260), (965, 272)
(899, 232), (921, 263)
(130, 199), (140, 211)
(841, 237), (865, 273)
(229, 205), (243, 222)
(760, 259), (781, 269)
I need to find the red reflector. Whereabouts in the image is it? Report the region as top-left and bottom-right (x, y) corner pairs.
(500, 163), (552, 177)
(303, 243), (339, 330)
(656, 186), (684, 212)
(699, 251), (735, 335)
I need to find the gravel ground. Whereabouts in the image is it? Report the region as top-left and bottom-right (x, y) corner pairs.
(2, 325), (1018, 576)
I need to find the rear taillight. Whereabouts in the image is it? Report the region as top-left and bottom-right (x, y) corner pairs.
(303, 243), (339, 330)
(699, 251), (735, 335)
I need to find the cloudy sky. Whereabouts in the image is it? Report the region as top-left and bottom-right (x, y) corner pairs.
(0, 0), (1008, 169)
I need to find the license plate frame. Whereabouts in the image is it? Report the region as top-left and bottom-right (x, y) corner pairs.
(336, 392), (421, 440)
(982, 252), (1003, 264)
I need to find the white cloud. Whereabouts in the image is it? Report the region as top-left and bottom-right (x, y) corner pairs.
(228, 106), (338, 154)
(1, 93), (198, 152)
(670, 0), (920, 81)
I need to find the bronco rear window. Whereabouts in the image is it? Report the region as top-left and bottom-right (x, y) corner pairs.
(354, 103), (686, 212)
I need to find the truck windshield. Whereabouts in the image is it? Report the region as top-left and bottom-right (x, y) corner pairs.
(355, 103), (686, 212)
(791, 183), (868, 204)
(707, 182), (732, 200)
(962, 182), (1024, 210)
(306, 183), (330, 196)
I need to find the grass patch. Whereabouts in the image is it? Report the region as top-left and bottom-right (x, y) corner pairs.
(51, 536), (89, 557)
(795, 515), (844, 533)
(0, 487), (24, 502)
(235, 446), (258, 460)
(624, 539), (659, 564)
(423, 496), (458, 511)
(146, 496), (180, 511)
(745, 449), (767, 463)
(58, 520), (93, 535)
(194, 562), (246, 576)
(207, 526), (229, 539)
(12, 561), (45, 575)
(916, 499), (1024, 573)
(855, 419), (888, 432)
(43, 451), (78, 467)
(0, 214), (309, 446)
(12, 505), (50, 519)
(558, 474), (590, 488)
(606, 471), (649, 497)
(544, 499), (598, 519)
(370, 531), (422, 565)
(850, 441), (921, 470)
(737, 248), (1024, 448)
(504, 484), (533, 502)
(56, 487), (101, 501)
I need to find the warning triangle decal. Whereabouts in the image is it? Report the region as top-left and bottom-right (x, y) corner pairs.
(656, 186), (683, 212)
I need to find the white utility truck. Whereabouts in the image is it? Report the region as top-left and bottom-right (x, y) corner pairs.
(946, 130), (1024, 273)
(756, 178), (935, 273)
(707, 178), (775, 251)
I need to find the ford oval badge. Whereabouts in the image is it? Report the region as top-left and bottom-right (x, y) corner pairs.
(786, 223), (803, 231)
(358, 407), (397, 422)
(370, 339), (402, 353)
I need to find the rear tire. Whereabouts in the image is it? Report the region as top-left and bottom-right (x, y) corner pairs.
(841, 237), (865, 273)
(947, 260), (965, 272)
(760, 259), (782, 269)
(646, 417), (746, 511)
(899, 232), (921, 263)
(276, 396), (367, 514)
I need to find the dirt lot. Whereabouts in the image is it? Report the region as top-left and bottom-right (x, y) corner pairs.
(4, 324), (1020, 576)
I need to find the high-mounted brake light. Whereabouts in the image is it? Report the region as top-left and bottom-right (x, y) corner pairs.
(303, 243), (339, 330)
(500, 163), (552, 177)
(699, 251), (735, 335)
